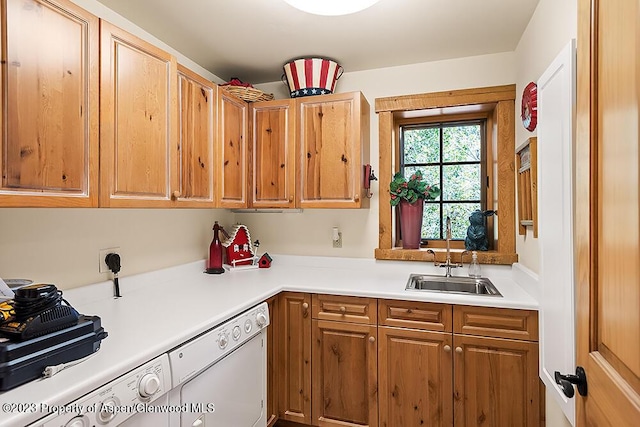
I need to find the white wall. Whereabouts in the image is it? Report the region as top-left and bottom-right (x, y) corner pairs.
(514, 1), (577, 426)
(514, 0), (578, 274)
(246, 52), (516, 258)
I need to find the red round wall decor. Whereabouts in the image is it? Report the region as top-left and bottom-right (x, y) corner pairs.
(521, 81), (538, 131)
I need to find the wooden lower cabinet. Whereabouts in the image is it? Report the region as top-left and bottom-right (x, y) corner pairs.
(453, 334), (539, 427)
(312, 320), (378, 427)
(267, 296), (279, 427)
(271, 296), (540, 427)
(278, 293), (312, 424)
(378, 326), (453, 427)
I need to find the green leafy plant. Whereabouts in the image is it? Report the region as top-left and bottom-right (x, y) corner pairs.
(389, 170), (440, 206)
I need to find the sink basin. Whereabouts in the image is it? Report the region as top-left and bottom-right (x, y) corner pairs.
(405, 274), (503, 297)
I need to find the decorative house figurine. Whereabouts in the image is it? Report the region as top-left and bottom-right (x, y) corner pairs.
(258, 253), (272, 269)
(222, 225), (257, 267)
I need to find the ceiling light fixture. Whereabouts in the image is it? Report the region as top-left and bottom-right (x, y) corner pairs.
(283, 0), (381, 16)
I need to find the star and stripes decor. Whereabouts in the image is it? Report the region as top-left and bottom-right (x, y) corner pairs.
(283, 57), (344, 98)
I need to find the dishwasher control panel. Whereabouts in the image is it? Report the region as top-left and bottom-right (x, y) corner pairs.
(168, 302), (269, 386)
(29, 354), (171, 427)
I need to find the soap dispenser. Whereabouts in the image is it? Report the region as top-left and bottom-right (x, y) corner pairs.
(468, 251), (482, 278)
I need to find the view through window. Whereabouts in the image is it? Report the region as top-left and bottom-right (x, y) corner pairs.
(400, 120), (486, 241)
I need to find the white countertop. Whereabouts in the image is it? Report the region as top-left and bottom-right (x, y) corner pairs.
(0, 254), (538, 427)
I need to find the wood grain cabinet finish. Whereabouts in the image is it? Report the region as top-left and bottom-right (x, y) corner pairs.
(216, 89), (248, 208)
(266, 296), (279, 427)
(250, 99), (295, 208)
(378, 299), (452, 332)
(175, 64), (216, 206)
(297, 92), (370, 208)
(0, 0), (99, 207)
(453, 334), (539, 427)
(312, 319), (378, 427)
(312, 294), (377, 325)
(278, 292), (312, 425)
(378, 326), (453, 427)
(100, 20), (177, 207)
(453, 305), (538, 341)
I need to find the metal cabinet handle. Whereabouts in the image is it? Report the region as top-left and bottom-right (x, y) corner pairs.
(444, 345), (451, 353)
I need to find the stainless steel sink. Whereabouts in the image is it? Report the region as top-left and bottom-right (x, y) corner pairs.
(405, 274), (503, 297)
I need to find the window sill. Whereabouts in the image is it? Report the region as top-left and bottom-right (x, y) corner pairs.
(374, 248), (518, 265)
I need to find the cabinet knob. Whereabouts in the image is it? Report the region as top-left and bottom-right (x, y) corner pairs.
(369, 336), (375, 343)
(355, 194), (360, 202)
(444, 345), (451, 353)
(289, 196), (294, 203)
(339, 306), (346, 314)
(172, 190), (181, 200)
(455, 347), (463, 354)
(302, 302), (309, 310)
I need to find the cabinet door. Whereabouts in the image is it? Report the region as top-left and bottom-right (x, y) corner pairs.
(216, 89), (247, 208)
(312, 320), (378, 427)
(297, 92), (370, 208)
(100, 20), (177, 207)
(266, 296), (279, 427)
(278, 292), (312, 424)
(378, 326), (453, 427)
(453, 334), (539, 427)
(250, 99), (295, 208)
(0, 0), (98, 207)
(176, 65), (215, 207)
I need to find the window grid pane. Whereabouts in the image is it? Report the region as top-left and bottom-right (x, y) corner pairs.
(401, 121), (485, 241)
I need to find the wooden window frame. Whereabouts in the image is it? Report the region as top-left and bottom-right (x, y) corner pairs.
(375, 85), (518, 265)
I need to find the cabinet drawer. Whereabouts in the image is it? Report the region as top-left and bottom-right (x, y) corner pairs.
(454, 305), (538, 341)
(378, 300), (452, 332)
(311, 294), (377, 324)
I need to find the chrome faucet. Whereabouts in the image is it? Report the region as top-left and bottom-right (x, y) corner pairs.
(426, 216), (470, 277)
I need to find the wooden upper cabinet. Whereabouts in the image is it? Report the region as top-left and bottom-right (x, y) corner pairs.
(176, 65), (216, 206)
(250, 99), (295, 208)
(216, 89), (248, 208)
(0, 0), (99, 207)
(297, 92), (370, 208)
(99, 20), (177, 207)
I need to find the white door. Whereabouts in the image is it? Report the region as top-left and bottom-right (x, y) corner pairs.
(537, 39), (577, 425)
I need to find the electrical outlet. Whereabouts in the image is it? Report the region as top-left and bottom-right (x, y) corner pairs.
(333, 233), (342, 248)
(99, 247), (120, 273)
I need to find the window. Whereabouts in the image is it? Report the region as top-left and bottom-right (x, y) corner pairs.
(400, 120), (486, 241)
(374, 85), (518, 264)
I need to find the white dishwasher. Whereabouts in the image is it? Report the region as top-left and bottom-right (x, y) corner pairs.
(167, 302), (269, 427)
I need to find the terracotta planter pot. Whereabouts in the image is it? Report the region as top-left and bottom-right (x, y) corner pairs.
(398, 199), (424, 249)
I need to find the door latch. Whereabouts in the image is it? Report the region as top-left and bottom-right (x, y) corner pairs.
(554, 366), (588, 398)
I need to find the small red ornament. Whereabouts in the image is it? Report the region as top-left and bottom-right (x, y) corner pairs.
(521, 82), (538, 132)
(259, 253), (273, 269)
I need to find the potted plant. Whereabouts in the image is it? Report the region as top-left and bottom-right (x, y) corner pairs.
(390, 170), (440, 249)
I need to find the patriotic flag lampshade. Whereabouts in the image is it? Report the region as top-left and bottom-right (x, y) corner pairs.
(282, 57), (344, 98)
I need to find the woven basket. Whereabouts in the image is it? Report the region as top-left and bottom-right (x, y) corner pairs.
(222, 85), (274, 102)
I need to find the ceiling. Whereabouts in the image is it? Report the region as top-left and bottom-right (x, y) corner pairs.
(95, 0), (540, 85)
